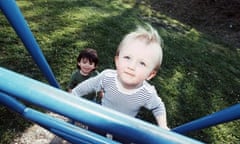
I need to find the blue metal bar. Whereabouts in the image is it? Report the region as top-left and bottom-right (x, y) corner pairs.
(0, 0), (60, 88)
(173, 104), (240, 134)
(0, 92), (119, 144)
(0, 91), (26, 114)
(0, 67), (203, 144)
(23, 108), (120, 144)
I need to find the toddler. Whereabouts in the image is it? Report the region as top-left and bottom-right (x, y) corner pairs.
(72, 24), (168, 129)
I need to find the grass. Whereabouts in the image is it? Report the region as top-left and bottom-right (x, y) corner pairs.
(0, 0), (240, 143)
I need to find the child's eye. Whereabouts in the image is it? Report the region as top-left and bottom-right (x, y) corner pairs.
(139, 61), (146, 67)
(123, 56), (130, 60)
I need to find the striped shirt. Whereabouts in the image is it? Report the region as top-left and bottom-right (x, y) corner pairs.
(72, 69), (166, 118)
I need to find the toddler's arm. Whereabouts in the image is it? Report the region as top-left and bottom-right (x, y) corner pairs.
(71, 71), (104, 97)
(155, 114), (170, 130)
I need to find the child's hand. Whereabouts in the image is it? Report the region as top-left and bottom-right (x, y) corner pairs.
(98, 90), (104, 98)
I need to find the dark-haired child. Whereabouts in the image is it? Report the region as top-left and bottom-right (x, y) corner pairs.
(67, 48), (101, 102)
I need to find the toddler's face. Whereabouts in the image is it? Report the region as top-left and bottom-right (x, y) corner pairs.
(115, 39), (160, 89)
(78, 58), (96, 75)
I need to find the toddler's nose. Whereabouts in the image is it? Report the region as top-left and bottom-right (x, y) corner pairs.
(127, 61), (136, 70)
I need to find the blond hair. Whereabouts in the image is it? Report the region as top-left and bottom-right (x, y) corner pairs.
(116, 24), (163, 70)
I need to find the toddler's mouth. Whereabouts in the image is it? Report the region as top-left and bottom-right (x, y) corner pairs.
(124, 71), (134, 77)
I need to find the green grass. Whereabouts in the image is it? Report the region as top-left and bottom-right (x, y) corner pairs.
(0, 0), (240, 143)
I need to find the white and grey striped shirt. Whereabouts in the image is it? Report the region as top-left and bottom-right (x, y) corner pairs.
(72, 69), (166, 118)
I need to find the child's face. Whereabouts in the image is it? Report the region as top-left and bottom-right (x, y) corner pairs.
(78, 58), (96, 75)
(115, 40), (159, 89)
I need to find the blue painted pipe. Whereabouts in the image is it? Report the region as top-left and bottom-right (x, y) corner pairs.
(0, 92), (119, 143)
(0, 67), (203, 144)
(173, 104), (240, 134)
(0, 0), (60, 88)
(0, 92), (26, 114)
(23, 108), (120, 144)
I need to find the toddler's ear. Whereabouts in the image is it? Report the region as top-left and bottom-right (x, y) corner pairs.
(147, 70), (157, 80)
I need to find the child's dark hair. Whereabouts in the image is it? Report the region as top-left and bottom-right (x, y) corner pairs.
(77, 48), (99, 69)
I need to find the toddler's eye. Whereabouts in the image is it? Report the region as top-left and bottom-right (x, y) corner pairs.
(139, 61), (146, 67)
(123, 56), (130, 60)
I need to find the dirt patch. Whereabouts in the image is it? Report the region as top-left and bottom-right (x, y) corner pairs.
(12, 113), (69, 144)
